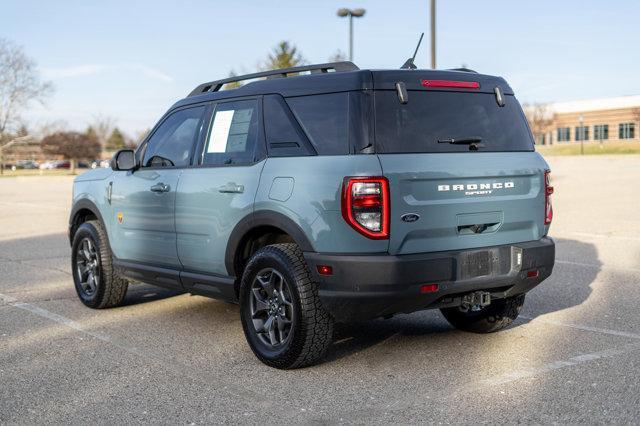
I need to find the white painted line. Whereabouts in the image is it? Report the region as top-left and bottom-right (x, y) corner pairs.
(555, 259), (640, 274)
(553, 231), (640, 242)
(2, 295), (112, 342)
(0, 293), (18, 304)
(519, 315), (640, 340)
(0, 292), (277, 409)
(483, 344), (640, 386)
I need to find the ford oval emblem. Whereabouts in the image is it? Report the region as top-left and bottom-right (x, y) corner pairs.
(401, 213), (420, 223)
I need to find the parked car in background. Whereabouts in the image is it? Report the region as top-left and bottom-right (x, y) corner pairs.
(40, 160), (71, 170)
(10, 160), (39, 171)
(91, 159), (111, 169)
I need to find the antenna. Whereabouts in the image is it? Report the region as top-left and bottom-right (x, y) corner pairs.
(400, 33), (424, 70)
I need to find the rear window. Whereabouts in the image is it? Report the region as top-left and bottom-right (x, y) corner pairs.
(374, 91), (534, 153)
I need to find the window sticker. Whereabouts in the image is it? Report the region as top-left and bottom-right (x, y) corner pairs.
(208, 110), (235, 153)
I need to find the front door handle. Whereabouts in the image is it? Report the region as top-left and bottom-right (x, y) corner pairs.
(218, 183), (244, 194)
(150, 183), (170, 193)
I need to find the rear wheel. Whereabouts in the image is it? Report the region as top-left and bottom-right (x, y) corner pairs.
(71, 220), (128, 309)
(239, 243), (334, 369)
(440, 294), (525, 333)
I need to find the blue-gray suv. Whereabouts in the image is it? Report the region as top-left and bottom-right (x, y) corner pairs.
(69, 62), (555, 369)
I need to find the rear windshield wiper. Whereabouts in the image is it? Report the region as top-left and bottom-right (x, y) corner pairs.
(437, 137), (483, 145)
(437, 137), (484, 151)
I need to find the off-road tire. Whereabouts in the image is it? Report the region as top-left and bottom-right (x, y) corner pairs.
(239, 243), (334, 369)
(440, 294), (525, 333)
(71, 220), (128, 309)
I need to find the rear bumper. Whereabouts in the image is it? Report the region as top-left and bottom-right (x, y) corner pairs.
(304, 237), (555, 322)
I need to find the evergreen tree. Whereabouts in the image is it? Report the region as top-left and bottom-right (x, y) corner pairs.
(263, 41), (305, 70)
(105, 128), (125, 151)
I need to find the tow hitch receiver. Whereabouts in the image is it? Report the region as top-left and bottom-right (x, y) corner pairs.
(460, 291), (491, 312)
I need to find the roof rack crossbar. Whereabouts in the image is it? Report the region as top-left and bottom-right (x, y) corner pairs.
(188, 61), (359, 97)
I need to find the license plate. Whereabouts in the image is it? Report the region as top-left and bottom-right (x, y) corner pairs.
(459, 250), (499, 280)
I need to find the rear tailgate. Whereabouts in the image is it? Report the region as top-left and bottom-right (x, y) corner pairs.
(372, 70), (549, 255)
(378, 152), (547, 255)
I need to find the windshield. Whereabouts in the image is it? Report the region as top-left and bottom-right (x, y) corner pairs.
(374, 90), (534, 153)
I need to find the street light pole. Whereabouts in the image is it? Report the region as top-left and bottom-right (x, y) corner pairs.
(349, 14), (353, 62)
(337, 8), (366, 62)
(430, 0), (436, 69)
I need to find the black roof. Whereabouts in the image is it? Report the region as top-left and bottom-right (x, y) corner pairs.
(172, 62), (513, 110)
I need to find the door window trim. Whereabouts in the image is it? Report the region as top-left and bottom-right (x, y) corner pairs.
(192, 95), (267, 168)
(135, 102), (209, 171)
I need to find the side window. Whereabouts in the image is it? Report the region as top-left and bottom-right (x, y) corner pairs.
(286, 92), (349, 155)
(264, 95), (314, 157)
(142, 106), (205, 168)
(202, 99), (260, 166)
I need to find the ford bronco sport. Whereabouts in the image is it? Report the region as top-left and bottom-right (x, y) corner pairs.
(69, 61), (555, 369)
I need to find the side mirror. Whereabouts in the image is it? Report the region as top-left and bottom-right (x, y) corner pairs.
(110, 149), (137, 171)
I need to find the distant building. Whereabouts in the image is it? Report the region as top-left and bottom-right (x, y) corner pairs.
(537, 95), (640, 145)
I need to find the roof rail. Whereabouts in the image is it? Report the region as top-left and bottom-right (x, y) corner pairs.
(448, 67), (478, 73)
(188, 61), (360, 97)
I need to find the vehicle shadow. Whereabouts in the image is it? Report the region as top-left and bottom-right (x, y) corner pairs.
(323, 237), (601, 364)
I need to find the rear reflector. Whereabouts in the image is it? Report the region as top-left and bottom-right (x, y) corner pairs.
(420, 284), (439, 294)
(421, 80), (480, 89)
(316, 265), (333, 276)
(527, 270), (539, 278)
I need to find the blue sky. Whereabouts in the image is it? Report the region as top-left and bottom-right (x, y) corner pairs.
(2, 0), (639, 135)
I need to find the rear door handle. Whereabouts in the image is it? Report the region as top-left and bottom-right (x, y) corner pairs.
(218, 183), (244, 194)
(150, 183), (170, 193)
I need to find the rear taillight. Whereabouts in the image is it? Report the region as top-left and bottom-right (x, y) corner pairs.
(544, 170), (554, 225)
(341, 177), (389, 239)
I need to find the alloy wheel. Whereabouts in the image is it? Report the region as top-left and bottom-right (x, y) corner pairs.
(250, 268), (294, 347)
(76, 238), (100, 296)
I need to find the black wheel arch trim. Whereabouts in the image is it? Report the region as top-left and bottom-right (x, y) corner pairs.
(225, 210), (315, 277)
(69, 199), (108, 246)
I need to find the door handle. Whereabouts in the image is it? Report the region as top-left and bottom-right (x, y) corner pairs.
(150, 183), (170, 193)
(218, 183), (244, 194)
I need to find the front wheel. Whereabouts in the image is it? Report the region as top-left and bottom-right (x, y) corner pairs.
(239, 243), (334, 369)
(71, 220), (128, 309)
(440, 294), (525, 333)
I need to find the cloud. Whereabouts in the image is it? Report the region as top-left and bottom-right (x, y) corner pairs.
(128, 65), (173, 83)
(43, 65), (106, 79)
(42, 64), (173, 83)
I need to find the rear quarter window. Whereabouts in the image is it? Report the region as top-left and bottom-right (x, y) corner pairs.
(374, 91), (534, 153)
(286, 93), (349, 155)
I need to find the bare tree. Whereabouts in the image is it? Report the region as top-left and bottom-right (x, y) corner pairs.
(0, 38), (53, 173)
(41, 131), (101, 174)
(523, 103), (554, 145)
(89, 114), (116, 149)
(328, 50), (347, 63)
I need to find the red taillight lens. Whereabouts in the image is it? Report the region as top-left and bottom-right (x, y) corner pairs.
(341, 177), (390, 239)
(420, 284), (439, 294)
(544, 170), (554, 225)
(421, 80), (480, 89)
(316, 265), (333, 276)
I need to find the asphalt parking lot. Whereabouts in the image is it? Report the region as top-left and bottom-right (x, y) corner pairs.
(1, 155), (639, 424)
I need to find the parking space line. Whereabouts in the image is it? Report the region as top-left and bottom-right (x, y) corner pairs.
(0, 292), (294, 415)
(554, 231), (640, 242)
(483, 343), (640, 386)
(519, 315), (640, 340)
(555, 259), (640, 274)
